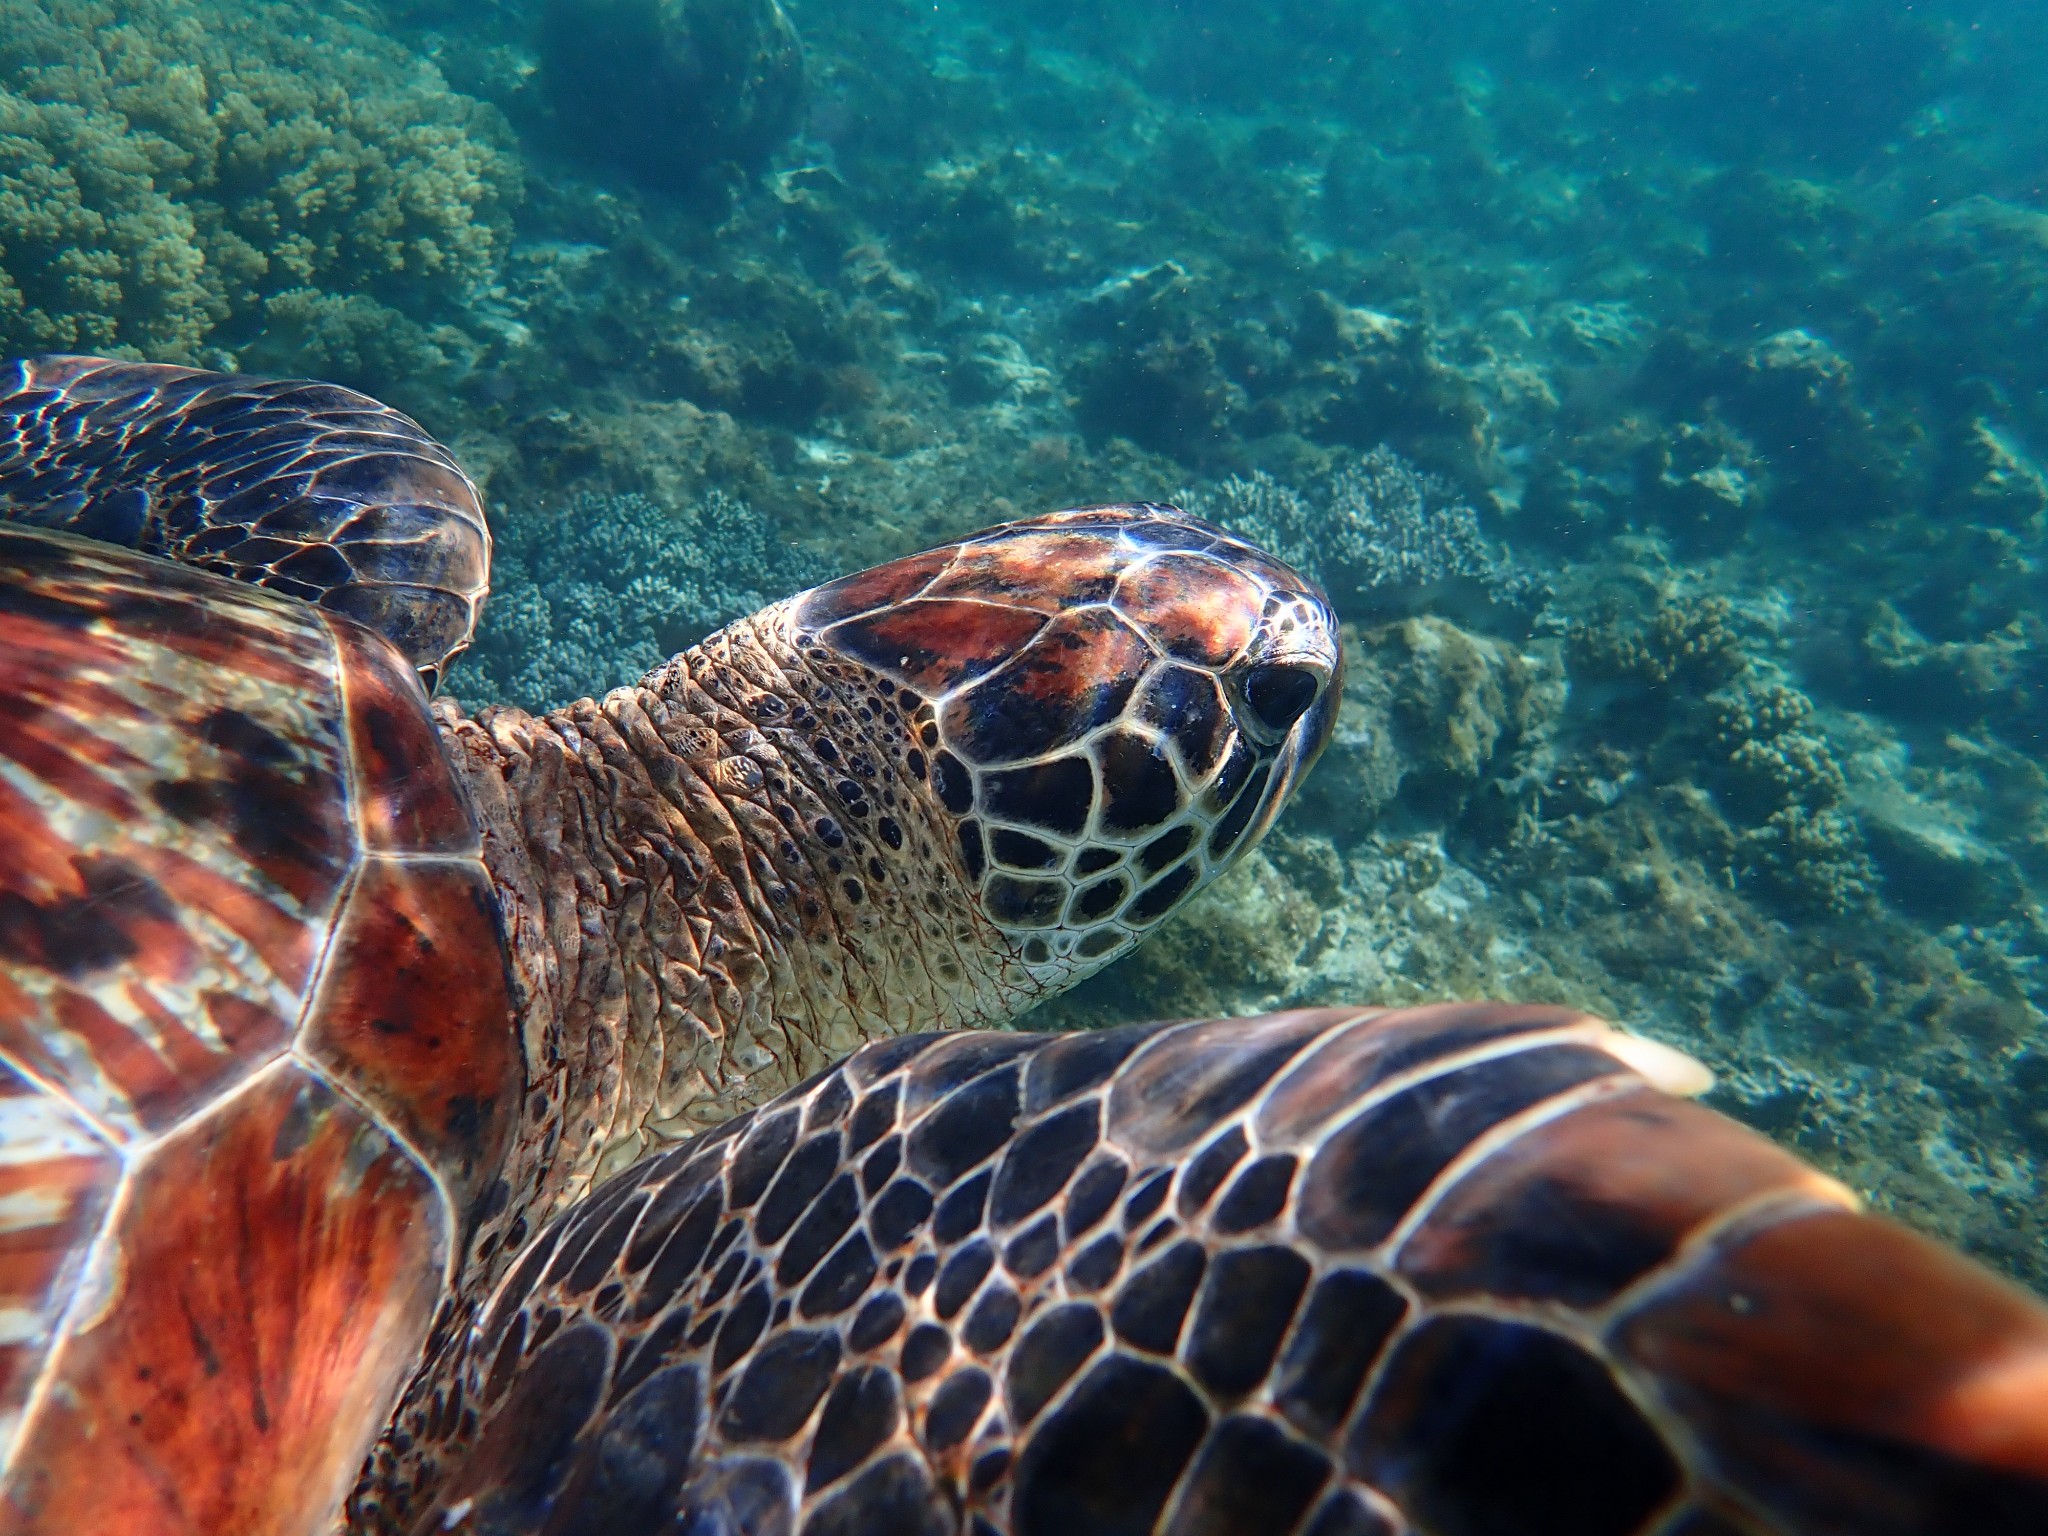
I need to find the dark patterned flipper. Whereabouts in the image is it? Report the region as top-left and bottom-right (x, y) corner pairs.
(367, 1007), (2048, 1536)
(0, 355), (489, 688)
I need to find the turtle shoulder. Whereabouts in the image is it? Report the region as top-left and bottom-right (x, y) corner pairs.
(0, 525), (521, 1531)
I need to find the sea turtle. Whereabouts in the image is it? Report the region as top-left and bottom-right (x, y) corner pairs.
(0, 356), (2042, 1536)
(0, 354), (1340, 1532)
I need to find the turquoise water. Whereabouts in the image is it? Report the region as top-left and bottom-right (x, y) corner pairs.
(5, 0), (2046, 1285)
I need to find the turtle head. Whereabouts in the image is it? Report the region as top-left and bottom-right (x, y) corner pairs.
(791, 503), (1340, 986)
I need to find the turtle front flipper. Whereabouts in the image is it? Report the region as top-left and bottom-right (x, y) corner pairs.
(398, 1006), (2048, 1536)
(0, 355), (490, 690)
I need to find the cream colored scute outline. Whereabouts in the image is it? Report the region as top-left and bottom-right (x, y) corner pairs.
(1597, 1029), (1715, 1098)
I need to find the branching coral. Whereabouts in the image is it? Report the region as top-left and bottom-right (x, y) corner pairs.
(1186, 448), (1550, 631)
(1736, 805), (1877, 917)
(1708, 682), (1848, 818)
(1568, 593), (1748, 692)
(455, 487), (833, 710)
(1567, 609), (1875, 916)
(1702, 678), (1874, 916)
(0, 0), (518, 376)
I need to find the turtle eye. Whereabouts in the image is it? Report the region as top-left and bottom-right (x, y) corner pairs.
(1242, 663), (1320, 737)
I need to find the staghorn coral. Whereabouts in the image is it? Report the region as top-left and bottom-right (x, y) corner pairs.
(455, 487), (833, 711)
(1186, 447), (1550, 632)
(0, 0), (518, 378)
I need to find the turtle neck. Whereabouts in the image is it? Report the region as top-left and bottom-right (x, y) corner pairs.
(431, 605), (1020, 1274)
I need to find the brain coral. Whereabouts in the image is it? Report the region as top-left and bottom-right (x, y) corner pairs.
(0, 0), (518, 371)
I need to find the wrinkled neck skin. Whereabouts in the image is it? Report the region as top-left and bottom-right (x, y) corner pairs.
(438, 598), (1026, 1278)
(357, 605), (1044, 1531)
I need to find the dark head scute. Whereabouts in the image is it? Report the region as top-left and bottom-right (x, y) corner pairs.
(921, 529), (1130, 612)
(1139, 665), (1229, 776)
(821, 599), (1046, 697)
(982, 757), (1096, 837)
(789, 544), (954, 627)
(942, 608), (1152, 764)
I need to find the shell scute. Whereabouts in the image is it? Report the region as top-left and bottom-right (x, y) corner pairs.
(0, 527), (353, 1141)
(0, 526), (515, 1531)
(298, 855), (519, 1215)
(1394, 1087), (1833, 1307)
(0, 1058), (120, 1446)
(325, 615), (479, 856)
(0, 1062), (448, 1535)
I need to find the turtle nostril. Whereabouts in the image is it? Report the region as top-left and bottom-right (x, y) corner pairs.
(1243, 663), (1320, 736)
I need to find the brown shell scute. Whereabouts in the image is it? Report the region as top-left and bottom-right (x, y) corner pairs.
(0, 525), (356, 1139)
(0, 1059), (120, 1444)
(0, 526), (520, 1529)
(301, 856), (518, 1211)
(2, 1063), (449, 1535)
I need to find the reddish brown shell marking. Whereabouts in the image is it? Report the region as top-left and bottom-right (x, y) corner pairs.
(0, 526), (519, 1533)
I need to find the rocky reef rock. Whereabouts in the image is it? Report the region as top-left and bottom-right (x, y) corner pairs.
(1285, 615), (1563, 848)
(538, 0), (805, 197)
(1855, 786), (2027, 926)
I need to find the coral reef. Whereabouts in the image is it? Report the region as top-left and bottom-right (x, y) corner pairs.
(1568, 593), (1749, 694)
(0, 0), (518, 395)
(455, 487), (832, 710)
(1186, 448), (1550, 632)
(1707, 682), (1848, 818)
